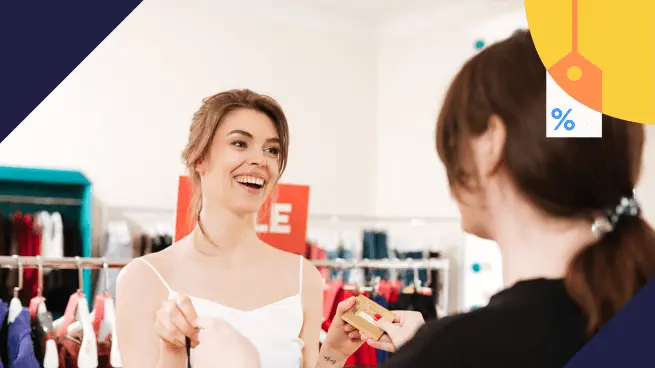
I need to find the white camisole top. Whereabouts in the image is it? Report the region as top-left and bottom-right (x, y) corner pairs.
(137, 256), (305, 368)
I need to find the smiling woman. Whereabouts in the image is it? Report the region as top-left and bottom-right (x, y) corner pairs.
(182, 90), (290, 224)
(115, 89), (327, 368)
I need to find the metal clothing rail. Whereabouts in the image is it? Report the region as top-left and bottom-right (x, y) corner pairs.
(0, 194), (82, 206)
(0, 256), (131, 269)
(312, 258), (449, 270)
(103, 206), (460, 223)
(0, 255), (451, 314)
(0, 256), (449, 271)
(308, 214), (460, 223)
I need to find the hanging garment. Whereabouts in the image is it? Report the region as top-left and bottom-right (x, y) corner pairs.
(396, 251), (429, 287)
(29, 300), (56, 367)
(5, 213), (23, 297)
(362, 232), (389, 281)
(0, 214), (13, 302)
(306, 242), (328, 280)
(95, 222), (131, 300)
(7, 308), (40, 368)
(372, 294), (390, 365)
(56, 292), (100, 368)
(138, 234), (149, 257)
(389, 291), (437, 321)
(37, 211), (64, 260)
(322, 287), (377, 368)
(395, 251), (442, 310)
(137, 256), (305, 368)
(428, 251), (441, 308)
(91, 293), (120, 367)
(150, 234), (173, 254)
(323, 281), (344, 321)
(326, 245), (353, 281)
(377, 280), (402, 306)
(20, 214), (41, 300)
(45, 217), (82, 318)
(372, 233), (389, 280)
(0, 301), (7, 368)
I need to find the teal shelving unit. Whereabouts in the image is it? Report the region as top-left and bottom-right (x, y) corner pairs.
(0, 165), (93, 306)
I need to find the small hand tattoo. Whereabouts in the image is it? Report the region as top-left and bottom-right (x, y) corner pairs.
(323, 355), (337, 364)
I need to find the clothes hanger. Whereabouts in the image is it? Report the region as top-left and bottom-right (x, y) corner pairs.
(90, 259), (121, 367)
(402, 262), (432, 295)
(402, 261), (418, 294)
(55, 257), (97, 368)
(8, 255), (23, 323)
(28, 256), (58, 368)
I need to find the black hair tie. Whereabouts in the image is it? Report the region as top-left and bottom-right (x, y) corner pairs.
(185, 336), (192, 368)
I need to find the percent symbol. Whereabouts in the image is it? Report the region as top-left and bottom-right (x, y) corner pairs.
(551, 108), (576, 131)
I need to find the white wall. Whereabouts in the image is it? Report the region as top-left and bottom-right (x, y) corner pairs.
(0, 0), (379, 218)
(375, 3), (655, 222)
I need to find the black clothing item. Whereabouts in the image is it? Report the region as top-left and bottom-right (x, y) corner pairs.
(0, 214), (12, 302)
(151, 235), (173, 254)
(44, 218), (82, 317)
(0, 307), (8, 368)
(389, 292), (437, 321)
(428, 251), (441, 307)
(139, 234), (148, 256)
(31, 308), (55, 363)
(382, 279), (588, 368)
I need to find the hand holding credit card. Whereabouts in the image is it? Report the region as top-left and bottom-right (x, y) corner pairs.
(340, 295), (397, 341)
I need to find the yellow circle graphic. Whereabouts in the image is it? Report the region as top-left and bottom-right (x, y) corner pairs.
(567, 66), (582, 81)
(524, 0), (655, 125)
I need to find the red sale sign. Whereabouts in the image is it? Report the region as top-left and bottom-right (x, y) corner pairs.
(175, 176), (310, 255)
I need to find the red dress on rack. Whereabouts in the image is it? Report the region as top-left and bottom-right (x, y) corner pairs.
(21, 214), (41, 299)
(322, 283), (378, 368)
(13, 213), (40, 300)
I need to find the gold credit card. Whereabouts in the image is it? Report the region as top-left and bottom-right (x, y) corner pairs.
(341, 295), (396, 340)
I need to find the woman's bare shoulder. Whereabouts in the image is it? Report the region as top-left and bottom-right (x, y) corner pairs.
(261, 245), (322, 290)
(300, 256), (324, 293)
(117, 237), (192, 297)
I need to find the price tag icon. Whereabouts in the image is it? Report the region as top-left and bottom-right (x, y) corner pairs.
(546, 0), (602, 138)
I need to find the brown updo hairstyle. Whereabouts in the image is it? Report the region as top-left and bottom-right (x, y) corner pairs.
(181, 89), (290, 224)
(436, 30), (655, 336)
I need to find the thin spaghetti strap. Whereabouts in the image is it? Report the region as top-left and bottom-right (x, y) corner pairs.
(136, 258), (173, 294)
(298, 255), (304, 294)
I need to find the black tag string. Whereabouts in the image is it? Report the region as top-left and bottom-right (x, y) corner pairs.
(185, 336), (192, 368)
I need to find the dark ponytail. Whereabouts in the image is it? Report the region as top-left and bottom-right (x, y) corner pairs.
(566, 215), (655, 335)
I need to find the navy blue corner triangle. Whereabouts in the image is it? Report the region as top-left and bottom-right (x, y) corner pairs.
(0, 1), (143, 143)
(566, 276), (655, 367)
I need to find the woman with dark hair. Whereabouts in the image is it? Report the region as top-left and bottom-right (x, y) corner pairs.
(316, 29), (655, 367)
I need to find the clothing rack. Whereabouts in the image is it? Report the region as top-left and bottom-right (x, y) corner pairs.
(312, 258), (449, 270)
(105, 206), (176, 215)
(0, 256), (448, 270)
(0, 256), (450, 313)
(308, 214), (460, 223)
(103, 206), (460, 223)
(0, 256), (131, 269)
(0, 194), (82, 206)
